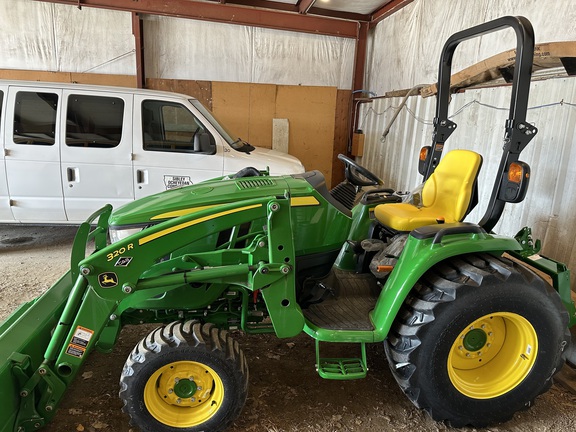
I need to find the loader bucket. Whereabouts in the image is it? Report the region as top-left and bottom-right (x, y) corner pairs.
(0, 270), (75, 432)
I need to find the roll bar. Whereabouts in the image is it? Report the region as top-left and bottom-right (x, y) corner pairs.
(423, 16), (537, 232)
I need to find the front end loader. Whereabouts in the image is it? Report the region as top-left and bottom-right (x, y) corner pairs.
(1, 15), (575, 432)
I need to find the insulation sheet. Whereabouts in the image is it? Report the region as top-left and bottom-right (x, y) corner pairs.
(143, 15), (355, 89)
(0, 0), (135, 75)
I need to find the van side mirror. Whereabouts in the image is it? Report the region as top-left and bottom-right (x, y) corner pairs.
(499, 161), (530, 203)
(193, 132), (216, 155)
(418, 146), (432, 176)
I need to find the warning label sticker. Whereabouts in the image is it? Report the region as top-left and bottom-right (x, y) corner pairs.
(71, 326), (94, 348)
(164, 175), (192, 190)
(66, 344), (86, 358)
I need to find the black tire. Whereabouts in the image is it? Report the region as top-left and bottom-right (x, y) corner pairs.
(385, 253), (569, 427)
(119, 320), (248, 432)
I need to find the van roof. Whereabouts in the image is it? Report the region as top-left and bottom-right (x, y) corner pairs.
(0, 79), (198, 100)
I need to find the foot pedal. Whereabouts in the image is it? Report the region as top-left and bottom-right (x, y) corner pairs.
(315, 340), (368, 380)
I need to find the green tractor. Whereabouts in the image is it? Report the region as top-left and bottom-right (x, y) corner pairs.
(1, 15), (574, 432)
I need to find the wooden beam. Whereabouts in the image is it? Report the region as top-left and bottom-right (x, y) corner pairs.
(420, 41), (576, 97)
(35, 0), (359, 38)
(370, 0), (414, 28)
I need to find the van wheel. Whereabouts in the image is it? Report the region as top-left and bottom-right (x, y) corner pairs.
(385, 253), (569, 427)
(119, 321), (248, 432)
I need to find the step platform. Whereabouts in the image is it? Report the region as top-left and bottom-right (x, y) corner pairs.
(302, 268), (379, 380)
(315, 340), (368, 380)
(302, 268), (379, 331)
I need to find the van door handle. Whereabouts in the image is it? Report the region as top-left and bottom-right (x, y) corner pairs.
(67, 167), (79, 183)
(136, 169), (148, 185)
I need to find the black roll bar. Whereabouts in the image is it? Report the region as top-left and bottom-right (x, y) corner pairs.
(423, 16), (537, 232)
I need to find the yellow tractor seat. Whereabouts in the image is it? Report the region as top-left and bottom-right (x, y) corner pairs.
(374, 150), (483, 232)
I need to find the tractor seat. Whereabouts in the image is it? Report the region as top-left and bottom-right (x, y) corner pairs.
(374, 149), (483, 232)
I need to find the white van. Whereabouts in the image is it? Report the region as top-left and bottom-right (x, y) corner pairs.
(0, 80), (305, 224)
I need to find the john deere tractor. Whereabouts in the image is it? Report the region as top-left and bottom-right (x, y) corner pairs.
(1, 15), (574, 432)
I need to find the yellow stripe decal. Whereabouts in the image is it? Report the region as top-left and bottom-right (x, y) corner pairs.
(290, 196), (320, 207)
(150, 205), (220, 221)
(139, 204), (262, 245)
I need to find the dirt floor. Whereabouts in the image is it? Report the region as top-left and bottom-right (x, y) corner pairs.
(3, 225), (576, 432)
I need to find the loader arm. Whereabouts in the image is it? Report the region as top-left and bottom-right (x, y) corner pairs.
(2, 195), (305, 432)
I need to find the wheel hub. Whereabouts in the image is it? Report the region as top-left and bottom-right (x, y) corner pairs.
(156, 363), (214, 407)
(174, 378), (198, 398)
(453, 319), (498, 364)
(463, 328), (487, 352)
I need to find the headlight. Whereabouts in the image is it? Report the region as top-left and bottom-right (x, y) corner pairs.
(109, 226), (147, 244)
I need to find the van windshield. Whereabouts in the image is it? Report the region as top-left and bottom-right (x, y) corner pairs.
(190, 99), (254, 153)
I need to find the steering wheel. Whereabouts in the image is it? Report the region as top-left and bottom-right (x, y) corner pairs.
(338, 154), (383, 187)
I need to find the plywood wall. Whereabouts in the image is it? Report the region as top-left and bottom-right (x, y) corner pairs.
(211, 83), (277, 151)
(211, 82), (343, 186)
(0, 69), (136, 87)
(146, 78), (212, 110)
(274, 85), (337, 184)
(333, 90), (352, 186)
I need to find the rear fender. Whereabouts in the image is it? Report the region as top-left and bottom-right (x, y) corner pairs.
(371, 223), (521, 341)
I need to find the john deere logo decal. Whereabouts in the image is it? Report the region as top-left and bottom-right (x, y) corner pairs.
(98, 272), (118, 288)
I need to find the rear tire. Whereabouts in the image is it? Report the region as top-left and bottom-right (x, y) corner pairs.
(385, 253), (569, 427)
(119, 320), (248, 432)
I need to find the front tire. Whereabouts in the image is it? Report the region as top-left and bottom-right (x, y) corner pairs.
(385, 253), (569, 427)
(119, 320), (248, 432)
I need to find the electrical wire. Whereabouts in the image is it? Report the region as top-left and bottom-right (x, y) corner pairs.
(82, 49), (136, 73)
(362, 98), (576, 128)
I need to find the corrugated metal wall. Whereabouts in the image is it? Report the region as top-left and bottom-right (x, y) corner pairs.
(358, 77), (576, 283)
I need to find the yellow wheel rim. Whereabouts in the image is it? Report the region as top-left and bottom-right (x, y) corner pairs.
(447, 312), (538, 399)
(144, 360), (224, 428)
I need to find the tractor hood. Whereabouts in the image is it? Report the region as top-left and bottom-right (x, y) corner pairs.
(109, 174), (304, 227)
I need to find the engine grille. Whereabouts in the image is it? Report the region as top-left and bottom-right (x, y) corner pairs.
(236, 178), (277, 189)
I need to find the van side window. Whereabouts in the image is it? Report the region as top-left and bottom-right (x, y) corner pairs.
(13, 91), (58, 146)
(66, 95), (124, 148)
(142, 100), (212, 153)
